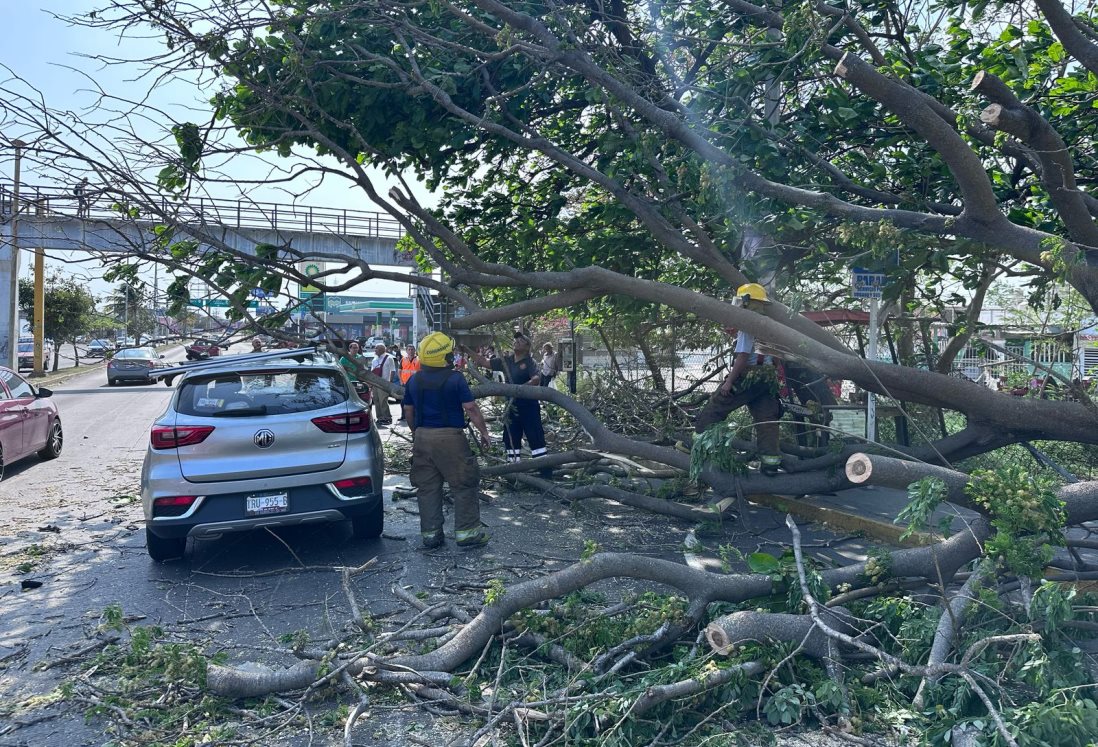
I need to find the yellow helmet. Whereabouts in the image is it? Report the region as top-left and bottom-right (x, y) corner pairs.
(418, 332), (455, 367)
(735, 283), (769, 303)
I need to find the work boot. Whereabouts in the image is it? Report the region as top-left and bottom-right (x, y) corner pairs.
(455, 529), (490, 549)
(421, 531), (445, 550)
(760, 455), (782, 476)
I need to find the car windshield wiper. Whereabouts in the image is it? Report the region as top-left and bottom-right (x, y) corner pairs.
(210, 405), (268, 417)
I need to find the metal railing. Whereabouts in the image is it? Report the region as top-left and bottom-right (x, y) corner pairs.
(0, 182), (405, 241)
(416, 284), (441, 331)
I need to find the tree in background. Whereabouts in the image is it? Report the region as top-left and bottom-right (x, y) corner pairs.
(18, 275), (98, 371)
(104, 283), (155, 345)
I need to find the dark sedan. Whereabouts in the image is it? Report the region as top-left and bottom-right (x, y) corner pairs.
(107, 347), (165, 386)
(0, 367), (62, 481)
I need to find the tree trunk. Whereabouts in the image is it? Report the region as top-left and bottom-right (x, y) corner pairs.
(631, 330), (667, 393)
(935, 266), (995, 374)
(594, 325), (625, 380)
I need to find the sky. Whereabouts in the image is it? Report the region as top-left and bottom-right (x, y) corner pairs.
(1, 1), (434, 303)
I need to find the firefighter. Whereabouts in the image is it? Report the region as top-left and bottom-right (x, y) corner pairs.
(483, 332), (552, 478)
(403, 332), (492, 549)
(694, 283), (783, 474)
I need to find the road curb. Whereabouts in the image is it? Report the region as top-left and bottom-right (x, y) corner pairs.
(29, 362), (106, 388)
(743, 492), (937, 548)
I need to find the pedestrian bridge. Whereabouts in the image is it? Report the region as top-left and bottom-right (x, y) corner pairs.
(0, 182), (413, 267)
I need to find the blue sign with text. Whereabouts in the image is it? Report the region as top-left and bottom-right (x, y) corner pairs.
(851, 267), (886, 299)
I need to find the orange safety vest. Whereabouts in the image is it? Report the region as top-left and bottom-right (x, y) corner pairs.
(399, 356), (420, 384)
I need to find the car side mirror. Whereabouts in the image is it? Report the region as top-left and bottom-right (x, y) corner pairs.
(159, 354), (166, 359)
(36, 387), (53, 398)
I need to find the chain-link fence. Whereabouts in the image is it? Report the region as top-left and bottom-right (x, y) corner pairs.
(579, 349), (725, 394)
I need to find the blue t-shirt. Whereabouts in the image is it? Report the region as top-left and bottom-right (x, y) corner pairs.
(403, 368), (474, 428)
(490, 354), (539, 385)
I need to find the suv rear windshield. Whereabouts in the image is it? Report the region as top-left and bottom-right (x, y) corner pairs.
(177, 370), (348, 417)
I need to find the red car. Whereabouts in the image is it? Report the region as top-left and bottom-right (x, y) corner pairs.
(185, 339), (222, 361)
(0, 367), (63, 481)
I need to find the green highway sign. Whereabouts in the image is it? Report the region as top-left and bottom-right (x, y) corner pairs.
(324, 296), (413, 314)
(188, 298), (259, 309)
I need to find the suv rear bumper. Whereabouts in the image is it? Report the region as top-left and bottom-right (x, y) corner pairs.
(146, 483), (382, 539)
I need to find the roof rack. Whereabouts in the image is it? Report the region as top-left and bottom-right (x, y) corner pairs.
(149, 346), (325, 381)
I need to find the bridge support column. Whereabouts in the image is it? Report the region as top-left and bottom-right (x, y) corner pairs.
(0, 236), (19, 369)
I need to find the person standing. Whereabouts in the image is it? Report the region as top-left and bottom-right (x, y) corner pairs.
(694, 284), (783, 475)
(74, 178), (89, 217)
(250, 337), (264, 353)
(400, 343), (420, 385)
(398, 342), (420, 425)
(371, 344), (396, 425)
(484, 333), (552, 478)
(403, 332), (492, 549)
(540, 343), (561, 387)
(339, 341), (368, 395)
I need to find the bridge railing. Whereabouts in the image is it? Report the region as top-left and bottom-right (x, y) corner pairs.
(0, 182), (406, 241)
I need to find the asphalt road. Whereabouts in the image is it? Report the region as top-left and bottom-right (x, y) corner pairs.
(0, 352), (882, 745)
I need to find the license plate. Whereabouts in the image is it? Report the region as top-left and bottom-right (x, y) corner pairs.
(245, 493), (288, 517)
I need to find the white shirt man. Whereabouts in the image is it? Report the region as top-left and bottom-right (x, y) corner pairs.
(371, 344), (396, 425)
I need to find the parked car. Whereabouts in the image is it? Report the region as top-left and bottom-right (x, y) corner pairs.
(16, 338), (55, 370)
(16, 341), (33, 370)
(86, 339), (113, 358)
(140, 356), (384, 560)
(0, 367), (62, 481)
(185, 339), (222, 361)
(107, 347), (165, 386)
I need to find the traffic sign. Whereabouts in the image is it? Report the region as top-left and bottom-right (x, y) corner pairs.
(188, 299), (259, 309)
(851, 267), (886, 299)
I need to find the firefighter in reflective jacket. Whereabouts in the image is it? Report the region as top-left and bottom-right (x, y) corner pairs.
(403, 333), (492, 549)
(694, 283), (783, 474)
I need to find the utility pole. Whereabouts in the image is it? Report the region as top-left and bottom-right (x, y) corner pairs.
(153, 263), (159, 338)
(33, 199), (45, 376)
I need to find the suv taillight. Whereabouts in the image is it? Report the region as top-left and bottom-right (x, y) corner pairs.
(151, 425), (215, 449)
(152, 495), (198, 517)
(312, 410), (372, 433)
(332, 477), (372, 497)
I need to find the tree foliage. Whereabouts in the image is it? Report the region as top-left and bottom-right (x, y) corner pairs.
(17, 274), (98, 370)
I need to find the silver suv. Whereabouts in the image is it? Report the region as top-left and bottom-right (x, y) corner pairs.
(141, 356), (384, 561)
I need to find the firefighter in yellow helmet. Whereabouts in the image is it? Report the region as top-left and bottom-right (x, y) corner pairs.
(402, 333), (493, 549)
(694, 284), (783, 474)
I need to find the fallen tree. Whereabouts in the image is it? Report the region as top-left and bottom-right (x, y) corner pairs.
(7, 0), (1098, 741)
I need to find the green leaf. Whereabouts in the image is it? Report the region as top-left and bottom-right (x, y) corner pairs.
(747, 552), (780, 574)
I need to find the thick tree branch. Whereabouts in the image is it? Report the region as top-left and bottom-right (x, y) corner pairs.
(973, 70), (1098, 250)
(1034, 0), (1098, 76)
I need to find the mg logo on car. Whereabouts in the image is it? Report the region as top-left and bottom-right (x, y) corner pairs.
(253, 429), (276, 449)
